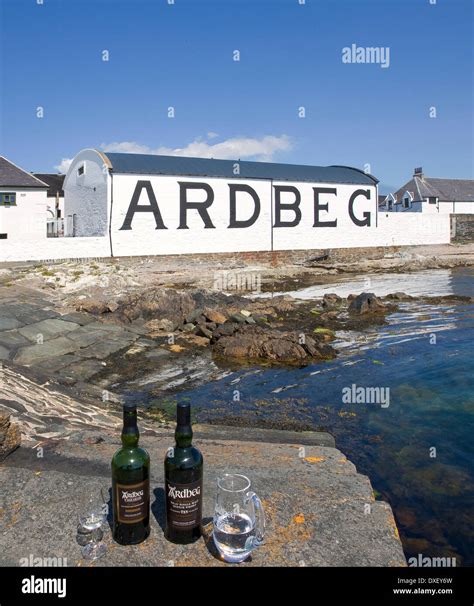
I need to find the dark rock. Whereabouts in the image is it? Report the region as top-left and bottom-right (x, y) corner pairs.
(76, 300), (112, 315)
(386, 292), (412, 300)
(117, 289), (195, 324)
(195, 325), (213, 340)
(348, 292), (387, 315)
(212, 325), (336, 366)
(0, 411), (21, 461)
(322, 293), (342, 308)
(185, 308), (204, 324)
(230, 312), (248, 323)
(211, 322), (237, 339)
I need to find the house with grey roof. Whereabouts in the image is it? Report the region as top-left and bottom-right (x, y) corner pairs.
(0, 156), (48, 241)
(380, 167), (474, 214)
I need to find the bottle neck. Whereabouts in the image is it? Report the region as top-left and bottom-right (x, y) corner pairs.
(175, 423), (192, 448)
(121, 408), (139, 448)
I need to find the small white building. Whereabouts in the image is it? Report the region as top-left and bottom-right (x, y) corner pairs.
(34, 173), (65, 236)
(63, 148), (380, 255)
(380, 167), (474, 214)
(0, 156), (48, 242)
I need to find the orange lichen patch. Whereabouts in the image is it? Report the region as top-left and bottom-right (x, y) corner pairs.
(4, 501), (22, 528)
(386, 509), (401, 540)
(303, 456), (325, 463)
(259, 493), (315, 564)
(338, 411), (357, 418)
(169, 344), (184, 353)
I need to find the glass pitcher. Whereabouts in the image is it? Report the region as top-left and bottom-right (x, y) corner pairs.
(213, 473), (265, 563)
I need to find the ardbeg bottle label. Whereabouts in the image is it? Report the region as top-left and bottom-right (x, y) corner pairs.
(165, 479), (202, 531)
(115, 479), (149, 524)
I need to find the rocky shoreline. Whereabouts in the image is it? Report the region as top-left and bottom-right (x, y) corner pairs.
(1, 246), (473, 450)
(1, 271), (472, 449)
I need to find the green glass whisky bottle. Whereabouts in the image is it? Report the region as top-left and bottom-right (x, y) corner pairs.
(112, 403), (150, 545)
(164, 402), (203, 544)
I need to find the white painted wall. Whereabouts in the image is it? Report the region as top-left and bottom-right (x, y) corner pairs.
(0, 188), (47, 242)
(0, 212), (451, 263)
(111, 173), (272, 255)
(63, 149), (110, 236)
(272, 182), (378, 251)
(0, 236), (111, 263)
(440, 201), (474, 214)
(375, 213), (450, 246)
(0, 154), (452, 262)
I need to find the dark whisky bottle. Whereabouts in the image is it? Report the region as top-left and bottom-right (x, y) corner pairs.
(164, 402), (203, 544)
(112, 403), (150, 545)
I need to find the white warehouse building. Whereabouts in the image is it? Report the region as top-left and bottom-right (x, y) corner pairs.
(0, 156), (48, 243)
(63, 148), (381, 256)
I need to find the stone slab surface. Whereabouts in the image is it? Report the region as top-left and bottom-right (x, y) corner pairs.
(0, 434), (406, 568)
(18, 319), (78, 342)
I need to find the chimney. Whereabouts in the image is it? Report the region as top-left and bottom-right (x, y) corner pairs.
(414, 167), (423, 179)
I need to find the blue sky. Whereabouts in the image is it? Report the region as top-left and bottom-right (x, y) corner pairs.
(0, 0), (472, 192)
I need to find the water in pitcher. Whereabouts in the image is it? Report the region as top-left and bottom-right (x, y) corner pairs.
(213, 512), (255, 562)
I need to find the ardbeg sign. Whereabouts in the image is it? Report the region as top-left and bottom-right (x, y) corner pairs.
(119, 180), (374, 231)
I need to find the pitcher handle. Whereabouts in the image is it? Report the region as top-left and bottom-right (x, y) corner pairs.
(245, 491), (265, 546)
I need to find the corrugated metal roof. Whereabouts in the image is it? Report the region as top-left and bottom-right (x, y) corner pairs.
(0, 156), (48, 188)
(103, 152), (378, 185)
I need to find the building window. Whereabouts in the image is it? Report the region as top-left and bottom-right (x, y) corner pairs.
(428, 197), (438, 205)
(77, 164), (85, 176)
(0, 192), (17, 206)
(0, 233), (7, 239)
(388, 200), (393, 210)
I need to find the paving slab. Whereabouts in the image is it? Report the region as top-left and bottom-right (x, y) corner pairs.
(18, 319), (79, 343)
(59, 312), (96, 326)
(34, 354), (84, 374)
(14, 308), (59, 325)
(0, 330), (30, 349)
(13, 336), (79, 365)
(0, 317), (22, 331)
(76, 337), (137, 360)
(58, 359), (107, 383)
(0, 435), (406, 567)
(65, 326), (113, 348)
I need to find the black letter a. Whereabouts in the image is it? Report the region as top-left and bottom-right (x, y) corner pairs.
(119, 180), (167, 230)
